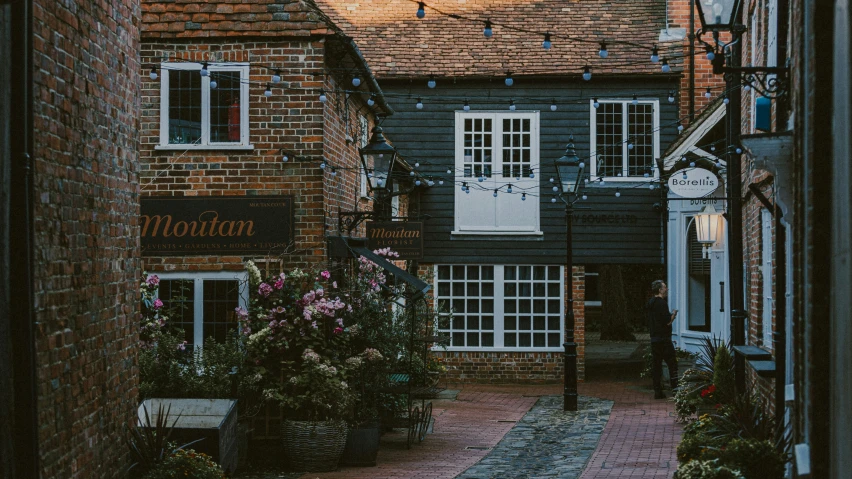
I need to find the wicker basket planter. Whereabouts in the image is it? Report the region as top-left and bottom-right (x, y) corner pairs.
(281, 419), (348, 472)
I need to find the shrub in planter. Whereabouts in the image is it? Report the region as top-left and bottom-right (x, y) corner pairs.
(711, 346), (735, 404)
(677, 431), (725, 464)
(674, 460), (744, 479)
(717, 438), (785, 479)
(142, 449), (225, 479)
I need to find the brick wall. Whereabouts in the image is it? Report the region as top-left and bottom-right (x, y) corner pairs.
(430, 265), (586, 383)
(32, 0), (140, 476)
(667, 0), (728, 124)
(139, 39), (374, 272)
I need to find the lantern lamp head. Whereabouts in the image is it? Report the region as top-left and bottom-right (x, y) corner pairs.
(359, 126), (398, 193)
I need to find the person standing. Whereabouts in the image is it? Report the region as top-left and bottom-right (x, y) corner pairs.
(647, 280), (678, 399)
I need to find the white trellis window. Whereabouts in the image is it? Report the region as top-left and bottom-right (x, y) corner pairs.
(434, 265), (563, 351)
(590, 99), (660, 180)
(157, 62), (252, 149)
(155, 272), (249, 349)
(453, 112), (540, 234)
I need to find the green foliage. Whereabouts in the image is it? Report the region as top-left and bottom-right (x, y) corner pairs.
(125, 404), (207, 479)
(717, 439), (785, 479)
(641, 346), (696, 379)
(712, 346), (735, 404)
(674, 460), (744, 479)
(141, 449), (225, 479)
(674, 337), (733, 422)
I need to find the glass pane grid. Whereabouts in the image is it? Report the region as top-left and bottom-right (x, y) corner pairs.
(168, 70), (202, 144)
(209, 71), (242, 143)
(463, 118), (493, 178)
(627, 103), (654, 176)
(596, 103), (623, 177)
(158, 279), (195, 344)
(503, 265), (563, 348)
(436, 265), (495, 348)
(202, 280), (240, 343)
(501, 116), (532, 178)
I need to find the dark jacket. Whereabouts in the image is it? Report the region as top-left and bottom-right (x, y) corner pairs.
(646, 296), (672, 342)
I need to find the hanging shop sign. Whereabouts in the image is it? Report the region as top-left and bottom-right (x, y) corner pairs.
(141, 196), (294, 256)
(667, 168), (720, 198)
(366, 221), (423, 259)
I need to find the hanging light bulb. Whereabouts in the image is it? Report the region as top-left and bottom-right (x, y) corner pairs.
(367, 94), (375, 107)
(319, 90), (327, 103)
(582, 193), (588, 200)
(715, 160), (722, 168)
(582, 66), (592, 81)
(272, 70), (281, 83)
(615, 188), (621, 198)
(735, 146), (743, 154)
(210, 78), (218, 89)
(593, 98), (600, 109)
(438, 179), (444, 185)
(706, 47), (716, 61)
(522, 193), (527, 201)
(599, 41), (608, 58)
(509, 99), (516, 111)
(644, 171), (650, 178)
(320, 161), (327, 170)
(200, 62), (209, 77)
(414, 162), (420, 168)
(507, 184), (513, 193)
(542, 32), (552, 50)
(493, 189), (498, 198)
(447, 168), (453, 174)
(661, 59), (671, 73)
(377, 178), (384, 187)
(505, 72), (513, 86)
(677, 123), (684, 132)
(651, 45), (659, 63)
(264, 84), (272, 97)
(627, 139), (634, 150)
(668, 90), (675, 103)
(705, 87), (712, 99)
(743, 84), (751, 92)
(149, 66), (158, 80)
(478, 175), (485, 182)
(461, 182), (467, 192)
(529, 170), (535, 179)
(352, 76), (361, 87)
(427, 74), (436, 89)
(483, 20), (493, 38)
(463, 99), (470, 111)
(550, 177), (555, 183)
(690, 161), (696, 167)
(711, 145), (716, 152)
(551, 197), (557, 203)
(427, 180), (434, 187)
(416, 97), (423, 109)
(632, 94), (639, 106)
(415, 179), (421, 186)
(282, 153), (289, 162)
(550, 99), (557, 111)
(410, 170), (416, 177)
(723, 95), (730, 104)
(416, 2), (425, 19)
(682, 171), (688, 179)
(649, 183), (655, 190)
(331, 167), (338, 177)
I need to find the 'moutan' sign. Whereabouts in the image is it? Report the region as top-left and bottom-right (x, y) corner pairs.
(366, 221), (423, 259)
(141, 196), (294, 256)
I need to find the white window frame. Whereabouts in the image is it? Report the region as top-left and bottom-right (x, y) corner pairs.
(433, 264), (564, 352)
(154, 271), (249, 347)
(452, 111), (541, 234)
(589, 99), (660, 181)
(157, 62), (253, 150)
(761, 208), (774, 348)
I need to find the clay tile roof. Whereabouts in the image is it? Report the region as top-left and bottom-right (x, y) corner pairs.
(313, 0), (674, 78)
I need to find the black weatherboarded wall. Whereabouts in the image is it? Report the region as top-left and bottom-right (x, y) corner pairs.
(378, 76), (678, 265)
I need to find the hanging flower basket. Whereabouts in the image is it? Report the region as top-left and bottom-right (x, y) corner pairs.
(281, 419), (348, 472)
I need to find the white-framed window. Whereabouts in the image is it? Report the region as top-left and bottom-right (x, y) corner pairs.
(157, 62), (252, 150)
(453, 112), (540, 234)
(761, 208), (774, 348)
(359, 115), (370, 198)
(155, 271), (249, 349)
(434, 265), (563, 351)
(589, 99), (660, 180)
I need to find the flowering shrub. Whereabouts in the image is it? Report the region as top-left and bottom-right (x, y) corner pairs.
(674, 459), (744, 479)
(140, 274), (167, 349)
(142, 449), (225, 479)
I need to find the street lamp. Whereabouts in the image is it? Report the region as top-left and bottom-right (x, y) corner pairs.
(694, 204), (723, 258)
(359, 126), (398, 193)
(553, 136), (584, 412)
(695, 0), (741, 31)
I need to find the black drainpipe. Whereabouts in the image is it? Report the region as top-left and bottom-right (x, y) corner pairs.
(9, 0), (39, 476)
(689, 0), (696, 122)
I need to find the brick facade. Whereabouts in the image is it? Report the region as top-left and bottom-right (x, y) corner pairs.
(32, 0), (141, 476)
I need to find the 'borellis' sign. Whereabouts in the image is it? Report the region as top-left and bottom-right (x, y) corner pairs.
(141, 196), (294, 256)
(366, 221), (423, 259)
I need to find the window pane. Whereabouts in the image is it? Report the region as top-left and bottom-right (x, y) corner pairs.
(202, 280), (240, 343)
(453, 332), (465, 346)
(159, 279), (195, 343)
(482, 267), (494, 280)
(596, 102), (623, 177)
(533, 333), (546, 347)
(438, 265), (450, 279)
(482, 333), (494, 347)
(627, 103), (654, 176)
(519, 333), (531, 347)
(168, 70), (202, 144)
(467, 333), (479, 347)
(548, 333), (561, 347)
(504, 333), (516, 347)
(209, 71), (242, 143)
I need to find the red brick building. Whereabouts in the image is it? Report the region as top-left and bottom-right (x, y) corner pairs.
(1, 0), (141, 477)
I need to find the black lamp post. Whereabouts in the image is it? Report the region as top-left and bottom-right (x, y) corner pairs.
(359, 126), (398, 220)
(553, 136), (585, 412)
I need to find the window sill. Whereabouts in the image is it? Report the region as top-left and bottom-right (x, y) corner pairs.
(432, 347), (565, 353)
(589, 176), (659, 183)
(155, 144), (255, 151)
(451, 230), (543, 237)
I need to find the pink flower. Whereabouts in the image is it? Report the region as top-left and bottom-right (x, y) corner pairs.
(321, 270), (331, 280)
(332, 281), (338, 288)
(234, 306), (249, 318)
(177, 341), (188, 351)
(153, 298), (164, 309)
(274, 279), (284, 290)
(333, 327), (344, 334)
(258, 283), (273, 298)
(146, 275), (160, 287)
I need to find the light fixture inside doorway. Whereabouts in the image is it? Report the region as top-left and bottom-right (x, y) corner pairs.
(695, 204), (723, 258)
